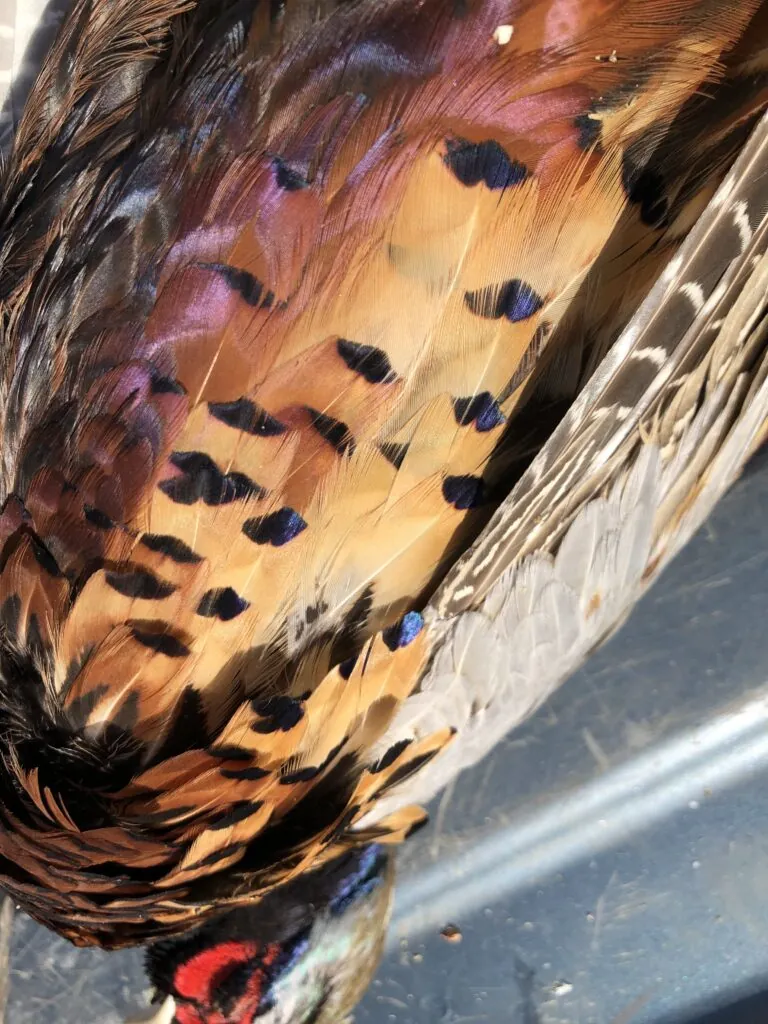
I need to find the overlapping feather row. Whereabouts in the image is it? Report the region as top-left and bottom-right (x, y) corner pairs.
(0, 0), (764, 959)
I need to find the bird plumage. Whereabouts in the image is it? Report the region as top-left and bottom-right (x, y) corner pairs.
(0, 0), (767, 1020)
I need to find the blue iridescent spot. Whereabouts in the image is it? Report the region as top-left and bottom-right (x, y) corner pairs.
(465, 279), (544, 323)
(273, 156), (309, 191)
(443, 475), (485, 510)
(243, 508), (308, 546)
(281, 934), (311, 972)
(382, 611), (424, 652)
(453, 393), (506, 433)
(502, 280), (545, 322)
(329, 845), (386, 916)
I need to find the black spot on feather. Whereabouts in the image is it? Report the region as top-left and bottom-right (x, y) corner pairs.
(208, 398), (287, 436)
(338, 657), (357, 679)
(150, 374), (185, 395)
(378, 747), (443, 791)
(443, 474), (485, 510)
(84, 505), (114, 529)
(304, 600), (328, 626)
(131, 627), (190, 658)
(59, 649), (93, 704)
(622, 153), (669, 226)
(220, 764), (271, 781)
(337, 339), (397, 384)
(28, 534), (62, 578)
(279, 763), (323, 785)
(370, 738), (412, 773)
(210, 800), (264, 830)
(0, 595), (21, 639)
(160, 451), (267, 506)
(141, 533), (202, 564)
(574, 113), (602, 150)
(307, 408), (356, 456)
(403, 816), (428, 840)
(154, 688), (212, 761)
(189, 843), (247, 871)
(465, 280), (544, 322)
(453, 393), (505, 432)
(251, 695), (305, 733)
(243, 508), (307, 547)
(273, 156), (309, 191)
(382, 611), (423, 651)
(210, 745), (252, 762)
(200, 262), (275, 307)
(332, 805), (362, 837)
(197, 587), (250, 621)
(135, 805), (198, 827)
(112, 690), (139, 733)
(280, 739), (346, 785)
(105, 569), (177, 600)
(329, 586), (374, 669)
(444, 138), (529, 190)
(379, 442), (409, 470)
(64, 684), (108, 727)
(26, 614), (52, 671)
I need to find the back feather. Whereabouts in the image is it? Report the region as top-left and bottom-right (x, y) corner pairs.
(364, 105), (768, 820)
(0, 0), (764, 947)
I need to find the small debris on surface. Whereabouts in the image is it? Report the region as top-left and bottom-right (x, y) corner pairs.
(440, 924), (463, 943)
(493, 24), (514, 45)
(553, 981), (574, 997)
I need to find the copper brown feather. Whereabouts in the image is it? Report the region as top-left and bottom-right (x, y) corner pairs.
(0, 0), (765, 959)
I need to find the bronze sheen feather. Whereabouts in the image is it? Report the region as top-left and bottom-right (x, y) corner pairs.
(0, 1), (767, 1022)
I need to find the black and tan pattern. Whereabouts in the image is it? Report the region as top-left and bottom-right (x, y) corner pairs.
(0, 1), (767, 1022)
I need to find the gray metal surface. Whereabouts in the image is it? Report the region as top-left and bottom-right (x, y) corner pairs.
(6, 455), (768, 1024)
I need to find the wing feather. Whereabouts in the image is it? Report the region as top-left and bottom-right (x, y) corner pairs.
(360, 110), (768, 823)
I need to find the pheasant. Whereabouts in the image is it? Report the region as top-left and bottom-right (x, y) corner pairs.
(0, 1), (767, 1022)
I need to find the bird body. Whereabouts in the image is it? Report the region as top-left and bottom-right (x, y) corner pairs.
(0, 1), (767, 1021)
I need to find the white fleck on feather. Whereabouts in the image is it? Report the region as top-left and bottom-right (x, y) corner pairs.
(732, 200), (753, 251)
(679, 280), (706, 311)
